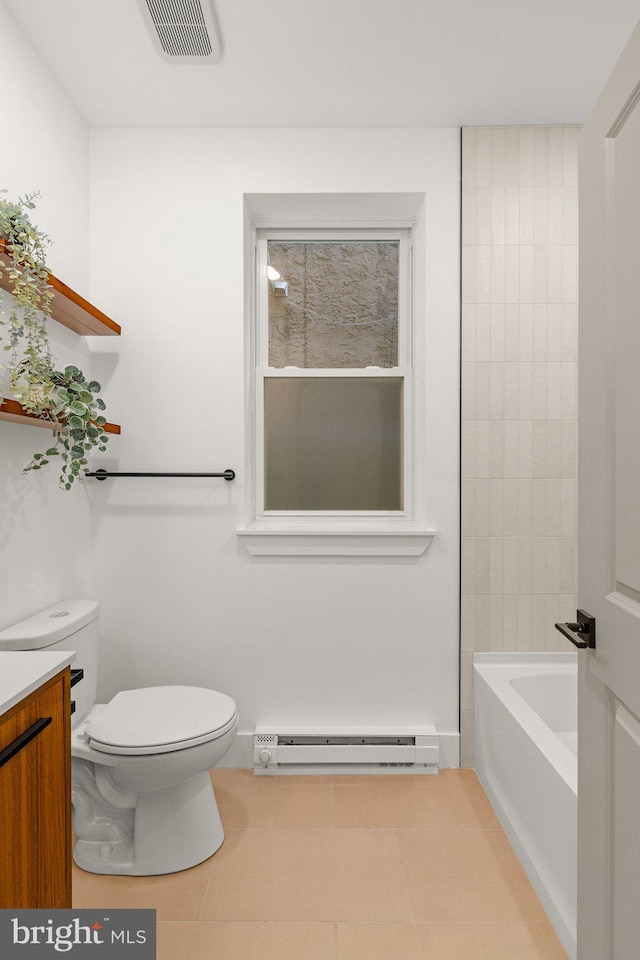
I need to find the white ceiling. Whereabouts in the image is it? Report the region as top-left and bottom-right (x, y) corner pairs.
(4, 0), (639, 128)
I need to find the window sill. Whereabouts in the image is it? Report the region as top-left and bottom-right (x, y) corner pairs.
(236, 524), (436, 557)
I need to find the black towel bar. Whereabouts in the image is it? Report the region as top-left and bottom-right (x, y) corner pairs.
(86, 469), (235, 481)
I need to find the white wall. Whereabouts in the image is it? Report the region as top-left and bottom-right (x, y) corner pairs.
(88, 128), (461, 763)
(0, 3), (93, 628)
(0, 6), (461, 761)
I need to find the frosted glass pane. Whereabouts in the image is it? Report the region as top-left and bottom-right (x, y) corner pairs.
(264, 377), (403, 511)
(268, 241), (399, 368)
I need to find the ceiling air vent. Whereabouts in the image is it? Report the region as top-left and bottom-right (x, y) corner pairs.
(137, 0), (222, 64)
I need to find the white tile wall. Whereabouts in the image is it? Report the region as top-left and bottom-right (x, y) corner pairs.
(461, 126), (579, 766)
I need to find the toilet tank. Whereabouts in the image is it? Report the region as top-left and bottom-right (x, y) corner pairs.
(0, 600), (99, 726)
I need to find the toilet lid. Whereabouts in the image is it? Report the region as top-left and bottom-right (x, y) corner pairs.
(86, 686), (238, 755)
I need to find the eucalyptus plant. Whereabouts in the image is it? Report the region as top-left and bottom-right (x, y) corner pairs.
(0, 189), (55, 413)
(22, 365), (109, 489)
(0, 190), (109, 488)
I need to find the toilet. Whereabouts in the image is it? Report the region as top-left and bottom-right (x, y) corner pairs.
(0, 600), (238, 876)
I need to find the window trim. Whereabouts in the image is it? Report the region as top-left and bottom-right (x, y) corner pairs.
(238, 204), (436, 557)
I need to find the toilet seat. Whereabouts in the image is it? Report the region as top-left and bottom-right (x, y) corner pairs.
(85, 685), (238, 756)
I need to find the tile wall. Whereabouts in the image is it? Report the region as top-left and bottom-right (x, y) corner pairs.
(461, 126), (579, 765)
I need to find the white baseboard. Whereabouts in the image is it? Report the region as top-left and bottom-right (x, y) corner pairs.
(438, 731), (460, 768)
(216, 730), (460, 770)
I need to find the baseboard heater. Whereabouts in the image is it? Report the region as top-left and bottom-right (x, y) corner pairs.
(253, 725), (439, 775)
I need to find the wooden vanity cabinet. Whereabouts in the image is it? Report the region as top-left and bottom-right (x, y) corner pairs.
(0, 669), (72, 908)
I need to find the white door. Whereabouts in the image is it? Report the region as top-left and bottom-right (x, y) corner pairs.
(577, 18), (640, 960)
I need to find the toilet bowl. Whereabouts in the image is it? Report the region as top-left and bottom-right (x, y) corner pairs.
(0, 601), (238, 876)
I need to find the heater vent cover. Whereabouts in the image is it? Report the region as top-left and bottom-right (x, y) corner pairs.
(138, 0), (222, 63)
(253, 725), (439, 775)
(279, 735), (416, 747)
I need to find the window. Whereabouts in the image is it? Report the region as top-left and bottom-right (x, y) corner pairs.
(238, 195), (438, 557)
(255, 229), (412, 518)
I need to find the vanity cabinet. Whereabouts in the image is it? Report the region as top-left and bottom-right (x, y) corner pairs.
(0, 669), (72, 908)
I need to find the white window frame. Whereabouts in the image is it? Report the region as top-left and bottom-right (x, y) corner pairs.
(256, 228), (412, 520)
(238, 208), (436, 557)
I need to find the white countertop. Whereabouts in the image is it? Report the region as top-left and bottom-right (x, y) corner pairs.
(0, 651), (76, 717)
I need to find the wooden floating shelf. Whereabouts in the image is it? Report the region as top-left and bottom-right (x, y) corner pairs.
(0, 398), (121, 435)
(0, 240), (120, 337)
(1, 240), (122, 437)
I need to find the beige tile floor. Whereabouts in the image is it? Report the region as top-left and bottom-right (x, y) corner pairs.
(72, 768), (569, 960)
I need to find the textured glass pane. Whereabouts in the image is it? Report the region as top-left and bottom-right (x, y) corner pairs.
(268, 241), (399, 368)
(264, 377), (403, 511)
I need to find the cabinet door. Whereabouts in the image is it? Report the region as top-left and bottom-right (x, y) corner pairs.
(0, 670), (71, 908)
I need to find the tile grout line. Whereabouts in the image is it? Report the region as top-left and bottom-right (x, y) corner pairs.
(331, 773), (336, 830)
(195, 809), (221, 921)
(332, 774), (337, 955)
(396, 828), (416, 923)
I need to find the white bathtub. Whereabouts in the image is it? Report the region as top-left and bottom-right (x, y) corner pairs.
(473, 652), (578, 960)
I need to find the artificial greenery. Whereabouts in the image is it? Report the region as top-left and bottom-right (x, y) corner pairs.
(0, 189), (54, 412)
(0, 190), (109, 488)
(22, 365), (109, 489)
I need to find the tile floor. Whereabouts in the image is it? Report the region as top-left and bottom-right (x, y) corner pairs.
(71, 768), (569, 960)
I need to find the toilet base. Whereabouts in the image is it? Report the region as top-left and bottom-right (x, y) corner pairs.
(72, 770), (224, 876)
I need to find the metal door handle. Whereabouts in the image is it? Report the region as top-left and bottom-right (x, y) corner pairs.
(0, 717), (52, 769)
(555, 609), (596, 649)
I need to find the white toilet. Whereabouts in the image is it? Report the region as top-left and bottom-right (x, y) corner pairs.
(0, 600), (238, 876)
